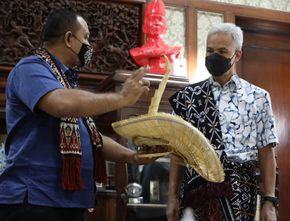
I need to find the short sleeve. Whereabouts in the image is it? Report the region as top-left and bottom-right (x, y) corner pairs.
(256, 92), (279, 148)
(11, 59), (64, 112)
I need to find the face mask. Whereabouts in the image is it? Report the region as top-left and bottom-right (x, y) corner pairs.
(78, 43), (93, 67)
(205, 52), (236, 77)
(71, 34), (93, 67)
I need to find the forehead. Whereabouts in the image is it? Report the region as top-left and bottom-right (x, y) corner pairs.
(75, 16), (89, 35)
(148, 14), (166, 23)
(207, 32), (234, 49)
(150, 14), (165, 19)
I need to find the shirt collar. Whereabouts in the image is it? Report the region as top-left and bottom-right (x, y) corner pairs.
(47, 50), (79, 88)
(47, 50), (69, 74)
(209, 74), (241, 90)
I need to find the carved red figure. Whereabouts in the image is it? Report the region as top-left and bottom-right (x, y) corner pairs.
(130, 0), (181, 74)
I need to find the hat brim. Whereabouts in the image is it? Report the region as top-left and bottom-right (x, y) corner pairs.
(112, 112), (225, 183)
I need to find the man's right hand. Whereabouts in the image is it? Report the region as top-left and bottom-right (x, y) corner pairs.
(119, 67), (150, 106)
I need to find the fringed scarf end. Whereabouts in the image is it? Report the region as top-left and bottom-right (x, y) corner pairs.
(185, 182), (233, 221)
(61, 156), (84, 191)
(94, 149), (107, 184)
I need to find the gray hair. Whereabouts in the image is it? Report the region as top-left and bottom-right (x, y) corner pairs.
(207, 23), (243, 50)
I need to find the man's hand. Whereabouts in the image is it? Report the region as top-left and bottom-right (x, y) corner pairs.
(260, 202), (277, 221)
(119, 67), (150, 106)
(130, 152), (158, 165)
(102, 135), (158, 164)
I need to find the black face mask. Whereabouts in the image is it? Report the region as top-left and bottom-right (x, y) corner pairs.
(205, 52), (236, 77)
(78, 43), (93, 67)
(71, 35), (93, 67)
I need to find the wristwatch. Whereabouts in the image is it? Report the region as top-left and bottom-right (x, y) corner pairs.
(263, 196), (278, 208)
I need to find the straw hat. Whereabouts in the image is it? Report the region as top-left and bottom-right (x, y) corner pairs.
(112, 56), (224, 183)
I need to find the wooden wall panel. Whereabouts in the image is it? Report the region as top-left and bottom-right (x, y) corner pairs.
(238, 17), (290, 220)
(0, 0), (143, 74)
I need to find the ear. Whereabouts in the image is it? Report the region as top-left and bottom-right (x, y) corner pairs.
(235, 50), (242, 62)
(64, 31), (72, 48)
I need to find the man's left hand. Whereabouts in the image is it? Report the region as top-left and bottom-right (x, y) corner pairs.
(260, 201), (277, 221)
(130, 152), (159, 165)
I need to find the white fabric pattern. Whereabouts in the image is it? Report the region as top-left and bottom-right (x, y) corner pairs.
(169, 77), (264, 220)
(210, 74), (278, 162)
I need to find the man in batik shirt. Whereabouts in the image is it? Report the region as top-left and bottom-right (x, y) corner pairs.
(167, 23), (278, 221)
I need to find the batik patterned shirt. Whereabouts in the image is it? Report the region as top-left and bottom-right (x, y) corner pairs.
(210, 74), (278, 162)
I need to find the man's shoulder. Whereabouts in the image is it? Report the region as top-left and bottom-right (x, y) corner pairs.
(16, 54), (45, 67)
(179, 78), (209, 93)
(11, 55), (50, 76)
(239, 77), (269, 95)
(169, 79), (210, 104)
(189, 78), (209, 88)
(8, 55), (54, 86)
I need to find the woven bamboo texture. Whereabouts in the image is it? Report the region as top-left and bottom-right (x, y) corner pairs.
(112, 56), (224, 182)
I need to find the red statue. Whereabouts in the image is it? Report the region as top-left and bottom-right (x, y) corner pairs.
(130, 0), (181, 74)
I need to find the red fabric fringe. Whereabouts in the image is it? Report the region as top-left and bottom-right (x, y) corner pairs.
(94, 149), (107, 184)
(185, 182), (233, 221)
(61, 157), (83, 191)
(201, 199), (223, 221)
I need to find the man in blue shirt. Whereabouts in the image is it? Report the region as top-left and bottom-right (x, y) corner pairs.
(0, 9), (152, 221)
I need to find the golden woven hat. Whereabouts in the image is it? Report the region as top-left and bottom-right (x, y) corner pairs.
(112, 56), (224, 183)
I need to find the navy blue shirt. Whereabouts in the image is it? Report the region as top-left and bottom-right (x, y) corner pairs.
(0, 53), (95, 208)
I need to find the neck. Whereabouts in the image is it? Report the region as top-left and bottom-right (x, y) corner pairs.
(213, 67), (236, 86)
(146, 34), (162, 42)
(43, 42), (73, 67)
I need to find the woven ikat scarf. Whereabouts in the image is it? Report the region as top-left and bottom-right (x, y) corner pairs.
(35, 48), (107, 191)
